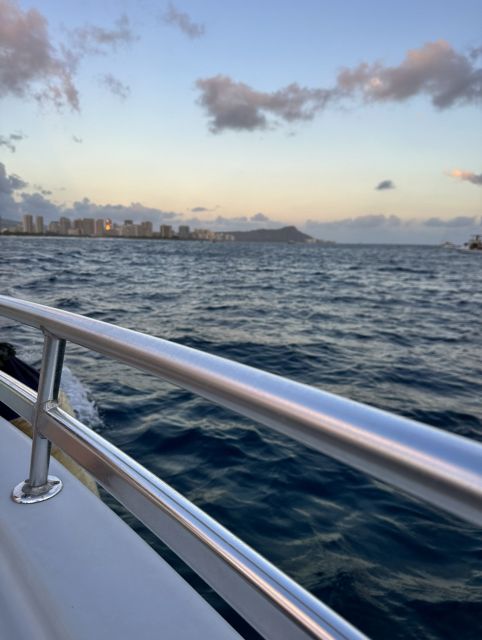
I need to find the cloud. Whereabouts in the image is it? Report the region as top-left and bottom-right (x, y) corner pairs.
(251, 212), (270, 221)
(470, 46), (482, 61)
(70, 15), (136, 55)
(163, 3), (205, 39)
(196, 75), (333, 132)
(33, 184), (52, 195)
(375, 179), (395, 191)
(303, 214), (402, 242)
(60, 198), (181, 224)
(180, 212), (283, 231)
(100, 73), (130, 100)
(190, 205), (220, 213)
(0, 0), (79, 109)
(0, 161), (27, 218)
(3, 186), (397, 241)
(0, 162), (182, 224)
(337, 40), (482, 109)
(0, 162), (27, 194)
(448, 169), (482, 186)
(423, 215), (477, 227)
(196, 40), (482, 132)
(0, 1), (136, 111)
(72, 135), (83, 144)
(0, 131), (25, 152)
(319, 213), (402, 229)
(20, 191), (61, 217)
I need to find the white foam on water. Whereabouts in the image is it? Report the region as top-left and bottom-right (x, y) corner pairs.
(61, 366), (103, 430)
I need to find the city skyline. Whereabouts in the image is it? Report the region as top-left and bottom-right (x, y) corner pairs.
(0, 0), (481, 243)
(7, 212), (234, 241)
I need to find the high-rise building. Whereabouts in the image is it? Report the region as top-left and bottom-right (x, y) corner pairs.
(49, 221), (60, 234)
(178, 225), (190, 239)
(160, 225), (172, 239)
(121, 222), (137, 237)
(22, 214), (34, 234)
(95, 219), (104, 236)
(73, 219), (83, 232)
(35, 216), (44, 234)
(139, 221), (153, 237)
(59, 217), (71, 235)
(82, 218), (95, 236)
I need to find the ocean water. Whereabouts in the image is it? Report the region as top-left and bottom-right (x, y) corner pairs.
(1, 237), (481, 639)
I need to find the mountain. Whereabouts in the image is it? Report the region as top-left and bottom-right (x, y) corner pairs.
(228, 225), (330, 244)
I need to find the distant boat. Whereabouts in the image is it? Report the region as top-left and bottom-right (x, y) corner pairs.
(464, 234), (482, 251)
(440, 241), (457, 249)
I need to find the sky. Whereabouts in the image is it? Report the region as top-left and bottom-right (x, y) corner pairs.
(0, 0), (481, 243)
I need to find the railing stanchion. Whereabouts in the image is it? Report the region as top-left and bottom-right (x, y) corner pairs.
(12, 331), (65, 503)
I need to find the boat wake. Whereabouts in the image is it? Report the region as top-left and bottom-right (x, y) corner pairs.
(61, 366), (103, 430)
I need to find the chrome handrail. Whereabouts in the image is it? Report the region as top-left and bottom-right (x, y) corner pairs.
(0, 294), (481, 639)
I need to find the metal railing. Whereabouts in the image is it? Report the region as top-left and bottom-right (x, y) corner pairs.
(0, 295), (481, 640)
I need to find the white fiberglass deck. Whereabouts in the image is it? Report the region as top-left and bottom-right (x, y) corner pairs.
(0, 417), (241, 640)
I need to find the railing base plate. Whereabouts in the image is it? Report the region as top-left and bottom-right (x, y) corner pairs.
(12, 476), (63, 504)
